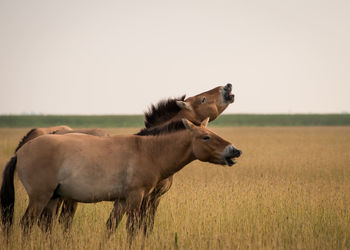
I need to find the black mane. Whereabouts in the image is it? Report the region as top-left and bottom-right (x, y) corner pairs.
(136, 120), (186, 136)
(15, 128), (36, 153)
(144, 95), (186, 128)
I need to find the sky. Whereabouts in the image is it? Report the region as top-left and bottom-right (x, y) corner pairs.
(0, 0), (349, 115)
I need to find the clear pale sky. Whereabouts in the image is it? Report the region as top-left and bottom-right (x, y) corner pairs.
(0, 0), (349, 115)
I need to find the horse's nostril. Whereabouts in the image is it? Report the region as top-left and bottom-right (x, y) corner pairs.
(233, 149), (241, 158)
(224, 83), (232, 91)
(224, 145), (241, 159)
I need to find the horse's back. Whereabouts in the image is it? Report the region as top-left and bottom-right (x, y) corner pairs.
(35, 125), (72, 135)
(54, 128), (109, 137)
(16, 133), (133, 179)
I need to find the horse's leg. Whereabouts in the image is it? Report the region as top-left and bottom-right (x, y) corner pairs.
(126, 191), (144, 242)
(143, 194), (161, 235)
(20, 193), (52, 234)
(142, 176), (173, 235)
(106, 199), (126, 235)
(39, 197), (60, 232)
(140, 196), (151, 235)
(54, 197), (64, 216)
(58, 199), (78, 231)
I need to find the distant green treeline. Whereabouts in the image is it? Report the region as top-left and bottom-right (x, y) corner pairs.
(0, 114), (349, 128)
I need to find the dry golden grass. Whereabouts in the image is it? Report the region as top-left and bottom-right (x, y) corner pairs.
(0, 127), (349, 249)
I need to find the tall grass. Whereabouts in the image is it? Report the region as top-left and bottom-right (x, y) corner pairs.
(0, 127), (349, 249)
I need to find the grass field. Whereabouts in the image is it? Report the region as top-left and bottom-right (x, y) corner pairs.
(0, 126), (349, 249)
(1, 114), (350, 127)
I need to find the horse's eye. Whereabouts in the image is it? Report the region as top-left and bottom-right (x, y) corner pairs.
(201, 97), (206, 103)
(202, 135), (210, 141)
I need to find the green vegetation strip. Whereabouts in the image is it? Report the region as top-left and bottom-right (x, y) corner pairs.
(0, 115), (144, 128)
(0, 114), (349, 128)
(211, 114), (350, 126)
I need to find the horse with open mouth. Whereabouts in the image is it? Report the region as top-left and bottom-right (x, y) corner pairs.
(0, 118), (241, 241)
(3, 83), (235, 234)
(137, 83), (235, 234)
(144, 83), (234, 128)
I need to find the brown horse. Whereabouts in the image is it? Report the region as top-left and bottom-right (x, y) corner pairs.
(14, 125), (73, 152)
(15, 126), (109, 153)
(144, 83), (234, 128)
(138, 83), (235, 233)
(8, 83), (235, 232)
(0, 118), (241, 240)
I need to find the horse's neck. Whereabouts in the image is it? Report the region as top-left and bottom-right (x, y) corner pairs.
(142, 131), (195, 179)
(154, 111), (198, 128)
(152, 112), (184, 128)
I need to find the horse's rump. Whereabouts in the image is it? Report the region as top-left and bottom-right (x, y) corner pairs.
(15, 125), (73, 152)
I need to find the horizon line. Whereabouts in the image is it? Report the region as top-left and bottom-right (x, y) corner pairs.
(0, 113), (349, 116)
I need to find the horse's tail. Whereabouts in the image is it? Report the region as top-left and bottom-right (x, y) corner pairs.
(0, 156), (17, 231)
(14, 128), (37, 153)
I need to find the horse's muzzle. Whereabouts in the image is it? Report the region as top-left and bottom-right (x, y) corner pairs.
(222, 145), (242, 166)
(223, 83), (234, 103)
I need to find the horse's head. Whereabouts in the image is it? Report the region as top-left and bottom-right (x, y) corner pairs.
(176, 83), (235, 124)
(182, 118), (241, 167)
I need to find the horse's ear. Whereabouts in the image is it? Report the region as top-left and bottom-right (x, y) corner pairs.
(182, 119), (196, 131)
(201, 117), (209, 127)
(176, 101), (192, 110)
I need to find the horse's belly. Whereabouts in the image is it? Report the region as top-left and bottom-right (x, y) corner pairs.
(56, 156), (132, 202)
(57, 181), (124, 202)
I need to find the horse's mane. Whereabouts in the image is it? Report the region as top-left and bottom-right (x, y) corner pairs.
(15, 128), (37, 153)
(136, 120), (186, 136)
(144, 95), (186, 128)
